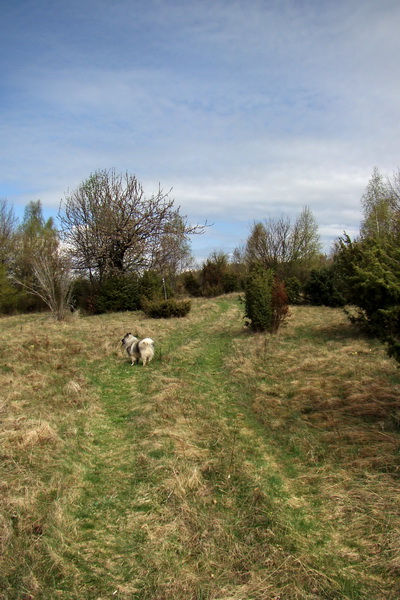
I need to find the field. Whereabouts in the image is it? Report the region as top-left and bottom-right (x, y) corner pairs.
(1, 295), (400, 600)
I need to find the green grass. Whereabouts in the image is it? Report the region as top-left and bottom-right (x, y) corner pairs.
(1, 297), (400, 599)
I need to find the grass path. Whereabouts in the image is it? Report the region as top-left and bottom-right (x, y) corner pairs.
(52, 297), (377, 600)
(2, 297), (399, 599)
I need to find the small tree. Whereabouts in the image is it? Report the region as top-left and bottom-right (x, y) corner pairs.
(285, 276), (303, 305)
(182, 271), (202, 297)
(360, 168), (395, 241)
(90, 273), (140, 314)
(200, 251), (229, 297)
(0, 264), (20, 314)
(335, 235), (400, 361)
(30, 245), (74, 320)
(244, 207), (322, 282)
(10, 200), (73, 318)
(0, 199), (24, 314)
(244, 265), (289, 333)
(0, 199), (17, 266)
(244, 265), (274, 332)
(140, 270), (169, 302)
(150, 212), (195, 286)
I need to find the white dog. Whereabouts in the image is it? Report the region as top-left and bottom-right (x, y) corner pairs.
(121, 333), (155, 366)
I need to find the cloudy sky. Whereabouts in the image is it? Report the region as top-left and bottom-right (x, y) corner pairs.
(1, 0), (399, 261)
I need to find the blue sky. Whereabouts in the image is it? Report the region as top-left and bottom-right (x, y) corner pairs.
(1, 0), (400, 262)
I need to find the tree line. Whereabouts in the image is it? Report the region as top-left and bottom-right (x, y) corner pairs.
(1, 167), (399, 360)
(0, 169), (205, 319)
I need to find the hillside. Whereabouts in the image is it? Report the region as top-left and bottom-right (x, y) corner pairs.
(1, 296), (400, 599)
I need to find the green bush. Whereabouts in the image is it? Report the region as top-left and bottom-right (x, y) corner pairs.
(97, 275), (140, 313)
(284, 276), (303, 305)
(303, 266), (346, 307)
(0, 265), (21, 314)
(140, 270), (172, 302)
(182, 271), (202, 297)
(222, 272), (241, 293)
(72, 274), (141, 314)
(244, 265), (274, 332)
(336, 236), (400, 361)
(244, 265), (290, 333)
(141, 297), (191, 318)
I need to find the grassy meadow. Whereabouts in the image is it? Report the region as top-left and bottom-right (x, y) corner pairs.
(1, 295), (400, 600)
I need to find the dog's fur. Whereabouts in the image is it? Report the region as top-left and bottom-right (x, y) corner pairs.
(121, 333), (155, 366)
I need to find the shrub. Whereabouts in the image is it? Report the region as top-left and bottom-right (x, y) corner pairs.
(140, 270), (168, 301)
(71, 270), (176, 314)
(284, 276), (303, 304)
(141, 297), (191, 318)
(244, 265), (274, 332)
(244, 265), (290, 333)
(182, 271), (202, 296)
(222, 272), (242, 293)
(303, 266), (346, 307)
(336, 236), (400, 361)
(0, 265), (22, 314)
(72, 274), (141, 314)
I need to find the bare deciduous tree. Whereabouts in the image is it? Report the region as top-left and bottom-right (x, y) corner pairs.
(245, 215), (293, 270)
(59, 169), (205, 281)
(360, 168), (395, 241)
(30, 245), (73, 320)
(150, 212), (194, 280)
(9, 200), (73, 319)
(291, 206), (322, 260)
(244, 207), (322, 280)
(10, 241), (74, 320)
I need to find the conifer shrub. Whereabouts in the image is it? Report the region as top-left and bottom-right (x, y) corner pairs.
(303, 266), (346, 307)
(244, 265), (290, 333)
(336, 236), (400, 361)
(284, 276), (303, 304)
(140, 270), (171, 301)
(141, 297), (191, 318)
(97, 275), (141, 313)
(182, 271), (202, 297)
(244, 265), (274, 332)
(222, 271), (242, 293)
(72, 274), (141, 314)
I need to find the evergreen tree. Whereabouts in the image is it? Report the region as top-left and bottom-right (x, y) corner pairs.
(336, 235), (400, 361)
(244, 264), (274, 332)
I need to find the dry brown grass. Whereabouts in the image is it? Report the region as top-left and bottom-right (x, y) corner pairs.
(1, 299), (400, 599)
(225, 304), (400, 598)
(228, 305), (400, 471)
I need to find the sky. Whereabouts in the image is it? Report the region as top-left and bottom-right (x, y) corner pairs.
(1, 0), (400, 263)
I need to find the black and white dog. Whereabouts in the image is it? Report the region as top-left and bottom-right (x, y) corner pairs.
(121, 333), (155, 366)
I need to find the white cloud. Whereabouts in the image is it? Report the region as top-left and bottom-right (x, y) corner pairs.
(1, 0), (399, 260)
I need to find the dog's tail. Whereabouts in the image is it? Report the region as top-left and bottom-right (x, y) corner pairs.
(139, 338), (154, 349)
